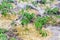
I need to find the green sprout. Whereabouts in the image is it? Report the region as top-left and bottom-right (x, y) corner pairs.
(40, 30), (47, 37)
(21, 12), (34, 25)
(0, 1), (13, 16)
(40, 0), (47, 4)
(45, 7), (59, 15)
(35, 16), (48, 30)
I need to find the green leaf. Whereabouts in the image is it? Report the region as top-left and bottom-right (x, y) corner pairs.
(0, 1), (13, 16)
(6, 0), (14, 3)
(40, 30), (47, 37)
(21, 18), (29, 25)
(52, 7), (59, 13)
(41, 0), (46, 4)
(0, 33), (7, 40)
(0, 28), (8, 33)
(35, 16), (48, 30)
(21, 12), (34, 25)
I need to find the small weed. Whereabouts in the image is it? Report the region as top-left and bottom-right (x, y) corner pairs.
(6, 0), (14, 3)
(21, 12), (34, 25)
(39, 30), (47, 37)
(0, 28), (8, 34)
(0, 0), (13, 16)
(45, 7), (59, 15)
(35, 16), (48, 30)
(0, 33), (8, 40)
(40, 0), (47, 4)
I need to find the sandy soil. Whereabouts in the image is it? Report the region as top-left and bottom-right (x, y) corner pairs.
(14, 24), (52, 40)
